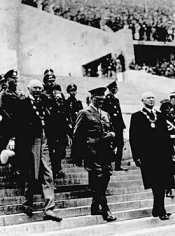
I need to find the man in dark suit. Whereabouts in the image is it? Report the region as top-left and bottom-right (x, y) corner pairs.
(71, 87), (116, 222)
(15, 79), (62, 222)
(103, 80), (127, 171)
(129, 91), (175, 220)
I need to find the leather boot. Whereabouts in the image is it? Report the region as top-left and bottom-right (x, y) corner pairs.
(102, 210), (117, 222)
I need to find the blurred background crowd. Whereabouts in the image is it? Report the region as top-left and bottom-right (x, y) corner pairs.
(129, 56), (175, 78)
(22, 0), (175, 42)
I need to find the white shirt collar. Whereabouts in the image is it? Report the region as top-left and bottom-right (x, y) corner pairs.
(28, 94), (35, 100)
(143, 107), (155, 113)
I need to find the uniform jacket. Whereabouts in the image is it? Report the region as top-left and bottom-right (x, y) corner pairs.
(65, 96), (83, 126)
(71, 104), (114, 171)
(0, 89), (25, 147)
(129, 108), (175, 189)
(103, 93), (126, 131)
(42, 89), (72, 141)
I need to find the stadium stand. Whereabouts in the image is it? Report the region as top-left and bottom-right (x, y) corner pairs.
(22, 0), (175, 42)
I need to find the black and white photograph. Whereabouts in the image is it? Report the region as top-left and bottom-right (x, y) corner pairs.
(0, 0), (175, 235)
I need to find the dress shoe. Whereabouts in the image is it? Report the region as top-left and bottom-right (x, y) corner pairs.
(115, 167), (128, 171)
(159, 214), (170, 220)
(102, 211), (117, 222)
(43, 210), (62, 222)
(166, 212), (172, 217)
(166, 190), (174, 198)
(22, 205), (33, 217)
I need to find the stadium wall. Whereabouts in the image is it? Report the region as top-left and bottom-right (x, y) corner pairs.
(0, 1), (134, 76)
(18, 4), (134, 76)
(0, 0), (19, 72)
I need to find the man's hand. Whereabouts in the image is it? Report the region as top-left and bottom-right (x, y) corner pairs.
(7, 138), (15, 151)
(103, 132), (115, 140)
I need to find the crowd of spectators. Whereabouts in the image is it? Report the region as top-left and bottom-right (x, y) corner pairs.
(84, 53), (124, 78)
(129, 57), (175, 78)
(22, 0), (175, 42)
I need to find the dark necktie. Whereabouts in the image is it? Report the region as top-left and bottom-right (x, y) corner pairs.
(149, 110), (154, 120)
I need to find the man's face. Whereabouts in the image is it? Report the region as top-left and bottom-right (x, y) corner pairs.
(110, 86), (118, 94)
(46, 79), (56, 88)
(170, 96), (175, 106)
(69, 90), (77, 97)
(142, 95), (155, 109)
(92, 95), (105, 108)
(8, 77), (18, 90)
(29, 86), (43, 98)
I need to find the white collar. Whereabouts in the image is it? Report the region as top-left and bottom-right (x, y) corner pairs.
(90, 103), (99, 112)
(28, 94), (35, 101)
(143, 107), (155, 113)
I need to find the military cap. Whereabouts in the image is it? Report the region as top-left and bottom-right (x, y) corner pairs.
(160, 98), (170, 104)
(0, 74), (7, 84)
(44, 68), (54, 76)
(43, 73), (56, 84)
(88, 87), (106, 96)
(169, 91), (175, 98)
(4, 69), (18, 80)
(106, 80), (117, 90)
(66, 83), (77, 93)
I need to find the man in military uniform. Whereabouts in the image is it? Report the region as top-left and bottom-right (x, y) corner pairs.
(71, 87), (116, 222)
(0, 69), (25, 153)
(103, 80), (127, 171)
(160, 98), (175, 198)
(15, 79), (62, 222)
(129, 92), (174, 220)
(42, 71), (71, 178)
(65, 83), (83, 127)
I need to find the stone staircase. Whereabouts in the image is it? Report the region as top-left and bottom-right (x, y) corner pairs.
(0, 156), (175, 235)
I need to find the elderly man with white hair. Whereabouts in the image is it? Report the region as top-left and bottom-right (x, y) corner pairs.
(129, 91), (175, 220)
(15, 79), (62, 222)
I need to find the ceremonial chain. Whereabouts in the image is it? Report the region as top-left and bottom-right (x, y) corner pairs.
(30, 99), (46, 126)
(141, 109), (157, 128)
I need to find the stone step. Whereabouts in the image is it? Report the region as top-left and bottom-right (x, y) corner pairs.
(0, 191), (153, 216)
(0, 190), (152, 207)
(0, 195), (175, 227)
(0, 173), (142, 183)
(0, 195), (154, 216)
(1, 205), (175, 236)
(0, 164), (137, 176)
(0, 179), (143, 191)
(30, 214), (175, 236)
(121, 223), (175, 236)
(0, 183), (146, 198)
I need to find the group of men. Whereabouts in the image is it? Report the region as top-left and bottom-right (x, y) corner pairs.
(1, 67), (173, 223)
(0, 68), (126, 223)
(72, 88), (175, 222)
